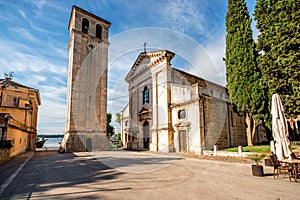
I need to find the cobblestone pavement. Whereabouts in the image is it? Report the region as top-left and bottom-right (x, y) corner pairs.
(1, 150), (299, 200)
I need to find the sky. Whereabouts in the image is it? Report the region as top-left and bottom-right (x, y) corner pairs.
(0, 0), (257, 135)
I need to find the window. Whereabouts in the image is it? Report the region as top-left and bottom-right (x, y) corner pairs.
(82, 18), (89, 34)
(13, 97), (19, 107)
(96, 24), (102, 39)
(143, 86), (149, 104)
(125, 120), (128, 127)
(178, 109), (186, 119)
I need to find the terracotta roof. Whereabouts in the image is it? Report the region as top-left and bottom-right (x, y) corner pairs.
(0, 79), (34, 89)
(0, 78), (41, 105)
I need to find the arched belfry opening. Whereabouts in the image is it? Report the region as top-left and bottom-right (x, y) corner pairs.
(96, 24), (102, 39)
(82, 18), (89, 34)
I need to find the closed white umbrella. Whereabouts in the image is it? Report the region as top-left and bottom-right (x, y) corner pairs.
(271, 94), (291, 160)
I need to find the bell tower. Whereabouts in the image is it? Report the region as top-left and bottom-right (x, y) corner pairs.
(64, 6), (111, 152)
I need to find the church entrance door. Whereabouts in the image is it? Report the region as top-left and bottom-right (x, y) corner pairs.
(179, 130), (187, 152)
(143, 121), (150, 149)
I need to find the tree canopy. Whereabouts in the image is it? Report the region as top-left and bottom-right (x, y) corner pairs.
(254, 0), (300, 119)
(226, 0), (256, 115)
(107, 112), (114, 137)
(226, 0), (267, 145)
(115, 112), (121, 124)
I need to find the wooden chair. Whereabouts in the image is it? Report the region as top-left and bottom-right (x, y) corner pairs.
(269, 154), (292, 181)
(291, 152), (300, 160)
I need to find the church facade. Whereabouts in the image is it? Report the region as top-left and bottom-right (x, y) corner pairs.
(122, 50), (248, 153)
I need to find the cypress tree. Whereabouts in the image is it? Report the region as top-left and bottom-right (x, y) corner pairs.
(225, 0), (265, 146)
(254, 0), (300, 122)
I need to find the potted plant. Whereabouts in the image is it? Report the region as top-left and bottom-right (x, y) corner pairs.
(248, 153), (266, 176)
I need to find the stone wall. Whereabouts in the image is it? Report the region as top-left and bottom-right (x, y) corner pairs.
(203, 97), (247, 150)
(66, 132), (110, 152)
(0, 147), (11, 164)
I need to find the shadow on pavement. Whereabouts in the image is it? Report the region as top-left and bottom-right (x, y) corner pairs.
(1, 150), (130, 199)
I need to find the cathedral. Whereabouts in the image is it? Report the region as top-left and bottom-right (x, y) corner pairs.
(62, 6), (253, 153)
(121, 50), (248, 153)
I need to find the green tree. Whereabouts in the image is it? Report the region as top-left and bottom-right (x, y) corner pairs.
(115, 133), (121, 142)
(107, 112), (114, 137)
(115, 112), (121, 125)
(254, 0), (300, 122)
(225, 0), (267, 146)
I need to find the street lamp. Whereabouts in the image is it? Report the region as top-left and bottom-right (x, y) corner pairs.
(0, 114), (12, 147)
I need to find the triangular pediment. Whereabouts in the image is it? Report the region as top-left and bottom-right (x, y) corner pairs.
(138, 106), (152, 122)
(174, 121), (191, 128)
(138, 106), (151, 114)
(125, 50), (175, 82)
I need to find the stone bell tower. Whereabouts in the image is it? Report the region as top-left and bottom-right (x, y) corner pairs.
(63, 5), (111, 152)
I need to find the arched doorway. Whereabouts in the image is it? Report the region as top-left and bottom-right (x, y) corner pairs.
(143, 121), (150, 149)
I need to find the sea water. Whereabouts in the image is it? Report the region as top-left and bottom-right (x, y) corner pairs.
(42, 137), (63, 147)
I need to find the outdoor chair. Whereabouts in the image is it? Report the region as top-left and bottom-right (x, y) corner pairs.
(290, 152), (300, 160)
(269, 153), (292, 181)
(289, 153), (300, 181)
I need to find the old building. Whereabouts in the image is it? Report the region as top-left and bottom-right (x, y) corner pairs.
(121, 103), (129, 148)
(122, 49), (248, 154)
(63, 6), (111, 152)
(0, 77), (41, 162)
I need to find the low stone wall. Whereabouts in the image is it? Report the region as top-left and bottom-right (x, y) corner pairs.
(203, 145), (256, 158)
(0, 147), (11, 164)
(203, 150), (255, 157)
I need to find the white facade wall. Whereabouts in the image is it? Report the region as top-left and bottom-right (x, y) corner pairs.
(124, 50), (247, 153)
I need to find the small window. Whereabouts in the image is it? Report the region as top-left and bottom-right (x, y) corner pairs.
(143, 86), (149, 104)
(82, 18), (89, 34)
(96, 24), (102, 39)
(13, 97), (19, 107)
(125, 120), (128, 127)
(178, 109), (186, 119)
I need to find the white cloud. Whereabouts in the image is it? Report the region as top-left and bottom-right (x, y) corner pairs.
(38, 99), (66, 134)
(38, 85), (67, 101)
(10, 27), (37, 42)
(164, 0), (205, 34)
(49, 43), (69, 60)
(198, 36), (227, 86)
(33, 75), (47, 83)
(18, 9), (27, 19)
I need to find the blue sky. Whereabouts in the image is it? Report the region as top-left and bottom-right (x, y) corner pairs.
(0, 0), (257, 134)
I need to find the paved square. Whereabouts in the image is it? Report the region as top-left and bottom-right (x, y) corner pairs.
(2, 150), (300, 199)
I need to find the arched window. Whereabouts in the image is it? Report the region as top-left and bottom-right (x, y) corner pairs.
(143, 86), (149, 104)
(82, 18), (89, 34)
(96, 24), (102, 39)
